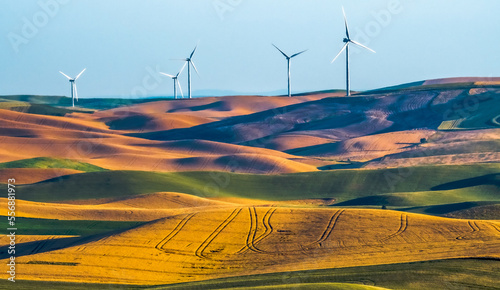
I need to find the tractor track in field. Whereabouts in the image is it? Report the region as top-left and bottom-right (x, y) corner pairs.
(29, 236), (53, 255)
(380, 213), (408, 243)
(488, 222), (500, 233)
(468, 221), (480, 232)
(237, 207), (277, 254)
(155, 213), (196, 252)
(158, 195), (194, 207)
(303, 209), (344, 249)
(456, 220), (482, 240)
(315, 210), (345, 245)
(236, 207), (262, 254)
(195, 208), (242, 259)
(253, 208), (277, 248)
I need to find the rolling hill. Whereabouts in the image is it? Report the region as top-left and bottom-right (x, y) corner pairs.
(0, 78), (499, 287)
(3, 207), (498, 285)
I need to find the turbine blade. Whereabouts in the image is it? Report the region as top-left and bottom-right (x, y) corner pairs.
(177, 79), (184, 98)
(272, 44), (289, 58)
(190, 61), (200, 76)
(190, 45), (197, 59)
(342, 6), (350, 39)
(59, 71), (72, 80)
(74, 68), (86, 80)
(350, 40), (376, 53)
(290, 49), (308, 58)
(177, 62), (187, 77)
(159, 72), (175, 78)
(331, 43), (348, 63)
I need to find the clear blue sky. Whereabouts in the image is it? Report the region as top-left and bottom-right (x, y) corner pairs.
(1, 0), (499, 98)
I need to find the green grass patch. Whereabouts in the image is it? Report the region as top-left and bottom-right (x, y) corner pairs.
(0, 98), (89, 116)
(334, 185), (499, 207)
(11, 164), (500, 204)
(153, 258), (500, 289)
(1, 259), (497, 289)
(0, 157), (107, 172)
(0, 95), (173, 110)
(3, 217), (145, 236)
(222, 283), (387, 289)
(440, 90), (500, 130)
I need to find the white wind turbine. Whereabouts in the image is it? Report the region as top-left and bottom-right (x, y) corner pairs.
(159, 63), (187, 99)
(272, 44), (307, 97)
(59, 68), (86, 107)
(173, 46), (199, 99)
(331, 7), (375, 96)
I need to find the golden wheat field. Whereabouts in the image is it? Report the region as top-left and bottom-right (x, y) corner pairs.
(1, 207), (499, 285)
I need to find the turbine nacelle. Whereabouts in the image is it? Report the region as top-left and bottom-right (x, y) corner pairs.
(343, 38), (349, 43)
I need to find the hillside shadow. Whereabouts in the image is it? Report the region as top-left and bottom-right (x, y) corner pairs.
(318, 161), (365, 170)
(0, 221), (151, 259)
(167, 101), (230, 112)
(431, 173), (500, 191)
(106, 114), (152, 130)
(400, 201), (496, 215)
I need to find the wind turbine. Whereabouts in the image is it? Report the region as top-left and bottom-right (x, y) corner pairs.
(331, 7), (375, 96)
(59, 68), (86, 107)
(272, 44), (307, 97)
(173, 46), (199, 99)
(159, 63), (187, 99)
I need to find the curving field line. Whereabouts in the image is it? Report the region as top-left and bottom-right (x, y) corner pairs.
(236, 207), (261, 254)
(456, 220), (482, 240)
(468, 221), (480, 232)
(252, 208), (277, 251)
(195, 208), (242, 259)
(155, 213), (196, 251)
(316, 210), (345, 245)
(303, 209), (344, 249)
(237, 207), (277, 254)
(156, 195), (194, 207)
(488, 222), (500, 234)
(380, 213), (408, 243)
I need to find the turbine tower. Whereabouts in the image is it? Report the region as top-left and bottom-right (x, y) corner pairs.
(272, 44), (307, 97)
(176, 46), (199, 99)
(59, 68), (86, 107)
(160, 63), (187, 99)
(331, 7), (375, 96)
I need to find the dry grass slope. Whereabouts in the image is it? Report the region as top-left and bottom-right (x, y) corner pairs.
(3, 208), (498, 285)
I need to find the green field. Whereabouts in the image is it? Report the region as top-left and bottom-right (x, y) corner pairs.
(0, 98), (89, 116)
(154, 258), (500, 290)
(6, 217), (145, 236)
(1, 259), (497, 289)
(220, 283), (388, 290)
(0, 157), (107, 172)
(0, 95), (172, 110)
(10, 164), (500, 206)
